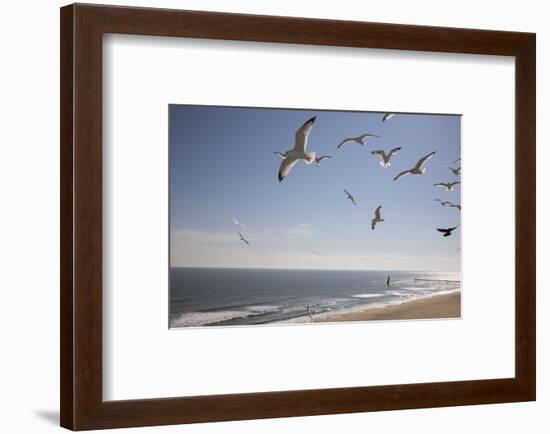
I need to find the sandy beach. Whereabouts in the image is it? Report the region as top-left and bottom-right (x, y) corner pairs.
(318, 291), (461, 323)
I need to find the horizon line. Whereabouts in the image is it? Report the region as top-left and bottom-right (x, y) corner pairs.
(169, 265), (461, 273)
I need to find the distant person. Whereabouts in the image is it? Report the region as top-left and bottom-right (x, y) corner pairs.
(306, 305), (313, 322)
(386, 275), (391, 289)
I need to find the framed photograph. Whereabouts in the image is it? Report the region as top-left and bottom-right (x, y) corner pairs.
(60, 3), (536, 430)
(168, 105), (462, 328)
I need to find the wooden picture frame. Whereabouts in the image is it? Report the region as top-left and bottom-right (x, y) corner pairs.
(60, 3), (536, 430)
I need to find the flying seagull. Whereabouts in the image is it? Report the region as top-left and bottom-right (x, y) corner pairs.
(238, 232), (250, 246)
(314, 155), (332, 167)
(382, 113), (395, 122)
(433, 181), (461, 192)
(437, 226), (458, 237)
(371, 147), (401, 168)
(435, 199), (461, 211)
(393, 151), (436, 181)
(386, 275), (391, 289)
(275, 116), (317, 182)
(344, 189), (357, 206)
(312, 250), (321, 256)
(448, 166), (461, 176)
(371, 205), (384, 230)
(232, 218), (245, 229)
(337, 133), (379, 149)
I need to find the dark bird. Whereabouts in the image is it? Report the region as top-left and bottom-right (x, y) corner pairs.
(238, 232), (250, 246)
(344, 189), (357, 206)
(448, 166), (461, 176)
(435, 199), (461, 211)
(437, 226), (458, 237)
(433, 181), (461, 192)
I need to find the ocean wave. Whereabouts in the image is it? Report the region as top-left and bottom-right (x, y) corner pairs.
(170, 304), (280, 328)
(352, 293), (386, 299)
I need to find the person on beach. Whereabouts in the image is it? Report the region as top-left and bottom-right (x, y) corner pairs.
(306, 305), (313, 322)
(386, 275), (391, 289)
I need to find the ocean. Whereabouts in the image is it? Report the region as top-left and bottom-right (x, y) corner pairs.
(169, 268), (461, 328)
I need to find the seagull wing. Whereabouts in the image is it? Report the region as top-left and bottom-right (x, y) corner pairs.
(448, 226), (458, 232)
(450, 181), (461, 187)
(383, 113), (394, 122)
(238, 232), (250, 245)
(433, 183), (447, 189)
(436, 228), (449, 233)
(317, 155), (332, 162)
(337, 138), (353, 149)
(294, 116), (316, 153)
(278, 156), (299, 182)
(374, 205), (382, 220)
(393, 169), (412, 181)
(371, 206), (382, 230)
(389, 147), (402, 156)
(358, 133), (380, 141)
(415, 151), (436, 170)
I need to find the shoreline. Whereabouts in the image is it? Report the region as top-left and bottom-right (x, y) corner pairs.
(317, 291), (461, 323)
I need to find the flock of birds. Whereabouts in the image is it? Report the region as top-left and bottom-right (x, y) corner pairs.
(233, 112), (461, 248)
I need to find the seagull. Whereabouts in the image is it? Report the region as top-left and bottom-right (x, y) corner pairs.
(433, 181), (461, 192)
(232, 218), (245, 229)
(344, 189), (357, 205)
(393, 151), (436, 181)
(314, 155), (332, 167)
(382, 113), (395, 122)
(238, 232), (250, 246)
(448, 166), (461, 176)
(437, 226), (458, 237)
(386, 275), (391, 289)
(371, 147), (401, 168)
(371, 205), (384, 230)
(312, 250), (321, 256)
(435, 199), (461, 211)
(276, 116), (317, 182)
(337, 133), (379, 149)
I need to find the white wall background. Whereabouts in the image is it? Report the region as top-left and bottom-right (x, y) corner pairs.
(0, 1), (545, 433)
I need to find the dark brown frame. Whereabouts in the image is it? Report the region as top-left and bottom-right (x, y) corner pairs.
(60, 3), (536, 430)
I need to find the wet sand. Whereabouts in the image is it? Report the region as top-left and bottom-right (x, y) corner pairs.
(318, 291), (461, 322)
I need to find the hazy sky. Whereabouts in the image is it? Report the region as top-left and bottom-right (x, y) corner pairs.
(169, 105), (461, 271)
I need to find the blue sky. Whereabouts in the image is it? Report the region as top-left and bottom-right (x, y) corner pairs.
(169, 105), (461, 271)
